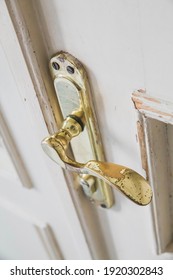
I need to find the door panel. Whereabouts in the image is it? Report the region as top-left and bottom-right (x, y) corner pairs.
(0, 206), (54, 260)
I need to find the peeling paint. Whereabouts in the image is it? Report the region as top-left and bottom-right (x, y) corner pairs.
(132, 90), (173, 120)
(133, 90), (160, 104)
(142, 96), (161, 104)
(131, 97), (143, 110)
(133, 89), (146, 96)
(137, 121), (148, 178)
(133, 97), (173, 118)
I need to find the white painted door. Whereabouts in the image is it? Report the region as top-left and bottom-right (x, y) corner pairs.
(0, 0), (91, 260)
(1, 0), (173, 260)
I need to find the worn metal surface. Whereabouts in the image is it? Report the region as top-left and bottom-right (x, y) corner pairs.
(42, 116), (152, 206)
(48, 52), (113, 207)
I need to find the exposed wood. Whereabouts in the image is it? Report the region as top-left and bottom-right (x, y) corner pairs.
(136, 118), (148, 178)
(132, 90), (173, 124)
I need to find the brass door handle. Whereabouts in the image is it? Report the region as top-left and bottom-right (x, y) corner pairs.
(42, 51), (152, 207)
(42, 114), (152, 206)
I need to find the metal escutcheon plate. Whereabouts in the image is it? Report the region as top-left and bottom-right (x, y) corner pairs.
(49, 51), (113, 208)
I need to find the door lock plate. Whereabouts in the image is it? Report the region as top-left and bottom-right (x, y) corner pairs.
(49, 52), (113, 208)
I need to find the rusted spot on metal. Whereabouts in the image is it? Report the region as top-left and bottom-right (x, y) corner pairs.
(137, 121), (148, 179)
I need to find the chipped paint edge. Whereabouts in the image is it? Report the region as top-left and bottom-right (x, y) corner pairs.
(136, 118), (149, 179)
(132, 89), (173, 125)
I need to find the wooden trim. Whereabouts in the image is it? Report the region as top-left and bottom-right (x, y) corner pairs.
(132, 90), (173, 254)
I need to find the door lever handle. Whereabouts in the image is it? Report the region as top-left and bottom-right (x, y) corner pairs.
(42, 113), (152, 206)
(42, 51), (152, 207)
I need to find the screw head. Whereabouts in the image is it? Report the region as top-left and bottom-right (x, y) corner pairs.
(80, 179), (89, 188)
(80, 177), (96, 194)
(52, 62), (60, 70)
(67, 65), (74, 74)
(100, 204), (107, 208)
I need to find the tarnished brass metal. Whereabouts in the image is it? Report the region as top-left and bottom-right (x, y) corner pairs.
(47, 51), (113, 208)
(42, 115), (152, 206)
(42, 51), (152, 207)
